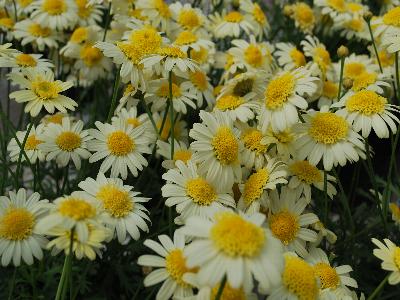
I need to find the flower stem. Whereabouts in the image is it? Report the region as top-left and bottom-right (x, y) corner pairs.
(168, 70), (175, 159)
(106, 67), (121, 123)
(102, 2), (112, 42)
(139, 95), (160, 139)
(367, 274), (389, 300)
(7, 267), (16, 300)
(55, 229), (74, 300)
(323, 170), (328, 224)
(338, 56), (345, 100)
(15, 120), (35, 187)
(214, 276), (227, 300)
(366, 19), (383, 73)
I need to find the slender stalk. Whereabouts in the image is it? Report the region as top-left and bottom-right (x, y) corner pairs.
(366, 19), (383, 73)
(139, 96), (160, 138)
(102, 2), (112, 42)
(15, 120), (35, 186)
(323, 170), (328, 224)
(106, 67), (121, 122)
(55, 229), (74, 300)
(168, 71), (175, 159)
(214, 276), (227, 300)
(7, 268), (17, 300)
(338, 57), (345, 100)
(159, 101), (170, 138)
(367, 274), (389, 300)
(395, 52), (400, 99)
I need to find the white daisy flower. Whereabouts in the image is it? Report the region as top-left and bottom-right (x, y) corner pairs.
(268, 188), (319, 257)
(211, 10), (254, 39)
(75, 0), (103, 26)
(78, 172), (150, 243)
(182, 210), (284, 292)
(157, 139), (193, 169)
(112, 107), (152, 137)
(314, 0), (349, 19)
(294, 108), (366, 171)
(0, 43), (19, 57)
(261, 126), (297, 160)
(0, 189), (50, 266)
(162, 160), (235, 223)
(0, 52), (53, 72)
(240, 0), (270, 39)
(286, 2), (316, 34)
(179, 69), (215, 109)
(189, 111), (243, 188)
(333, 90), (400, 138)
(318, 80), (339, 108)
(348, 71), (390, 93)
(169, 2), (207, 33)
(38, 117), (92, 169)
(301, 35), (332, 77)
(214, 93), (258, 123)
(88, 119), (151, 179)
(8, 69), (77, 117)
(135, 0), (173, 34)
(115, 84), (140, 113)
(173, 30), (214, 54)
(153, 112), (188, 143)
(372, 238), (400, 285)
(61, 25), (101, 57)
(13, 20), (59, 51)
(373, 7), (400, 53)
(31, 0), (78, 30)
(333, 13), (369, 41)
(275, 42), (307, 71)
(137, 232), (196, 300)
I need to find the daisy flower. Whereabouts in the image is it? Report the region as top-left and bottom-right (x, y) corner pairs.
(78, 172), (150, 243)
(179, 69), (215, 109)
(135, 0), (173, 34)
(0, 189), (49, 266)
(374, 7), (400, 53)
(261, 126), (297, 160)
(258, 67), (318, 132)
(31, 0), (78, 30)
(189, 111), (242, 188)
(301, 35), (332, 77)
(285, 2), (316, 34)
(61, 25), (101, 57)
(7, 123), (46, 164)
(389, 202), (400, 226)
(340, 53), (378, 81)
(38, 117), (92, 169)
(0, 52), (53, 72)
(318, 80), (339, 108)
(294, 109), (366, 171)
(333, 13), (369, 41)
(307, 247), (358, 297)
(115, 84), (139, 113)
(36, 191), (103, 239)
(219, 71), (266, 100)
(13, 20), (59, 51)
(333, 90), (400, 138)
(349, 71), (391, 93)
(268, 188), (319, 257)
(137, 232), (196, 300)
(182, 210), (284, 292)
(157, 139), (193, 169)
(41, 112), (71, 125)
(311, 220), (337, 246)
(161, 160), (235, 223)
(211, 10), (253, 38)
(275, 43), (307, 71)
(314, 0), (349, 19)
(173, 30), (214, 53)
(213, 93), (258, 123)
(8, 69), (77, 117)
(237, 159), (287, 213)
(88, 119), (151, 179)
(372, 238), (400, 285)
(112, 107), (152, 137)
(240, 0), (270, 39)
(75, 0), (103, 26)
(170, 2), (206, 33)
(288, 159), (337, 202)
(0, 43), (19, 57)
(154, 112), (188, 143)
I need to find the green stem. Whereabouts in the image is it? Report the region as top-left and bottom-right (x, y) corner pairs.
(106, 67), (121, 123)
(15, 120), (35, 186)
(395, 52), (400, 99)
(323, 170), (328, 224)
(214, 276), (227, 300)
(139, 96), (160, 139)
(168, 71), (175, 159)
(367, 274), (389, 300)
(55, 229), (74, 300)
(366, 19), (383, 73)
(338, 57), (345, 100)
(7, 268), (16, 300)
(102, 2), (112, 42)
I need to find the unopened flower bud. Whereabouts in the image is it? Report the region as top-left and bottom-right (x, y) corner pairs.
(283, 5), (294, 17)
(363, 11), (373, 22)
(343, 78), (353, 90)
(337, 46), (349, 58)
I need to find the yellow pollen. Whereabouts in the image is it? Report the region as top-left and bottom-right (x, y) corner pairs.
(117, 42), (143, 65)
(186, 178), (217, 205)
(244, 44), (263, 67)
(242, 129), (266, 154)
(265, 73), (295, 110)
(308, 112), (348, 145)
(126, 118), (141, 128)
(80, 44), (103, 67)
(129, 8), (147, 21)
(157, 83), (181, 98)
(153, 0), (171, 18)
(124, 83), (136, 96)
(346, 90), (386, 115)
(269, 210), (299, 244)
(273, 130), (293, 144)
(42, 0), (67, 15)
(346, 2), (363, 13)
(233, 78), (254, 97)
(46, 113), (64, 124)
(173, 149), (192, 163)
(394, 247), (400, 270)
(28, 23), (51, 37)
(327, 0), (346, 12)
(157, 46), (187, 58)
(225, 54), (234, 70)
(165, 249), (195, 286)
(314, 262), (340, 290)
(76, 0), (92, 18)
(189, 71), (207, 91)
(224, 11), (243, 23)
(290, 48), (306, 67)
(215, 95), (243, 111)
(211, 212), (265, 257)
(70, 27), (88, 43)
(314, 47), (331, 71)
(346, 18), (364, 32)
(351, 72), (377, 91)
(383, 7), (400, 27)
(283, 256), (319, 300)
(210, 282), (246, 300)
(107, 131), (135, 156)
(129, 26), (162, 56)
(191, 47), (208, 64)
(32, 81), (62, 100)
(344, 62), (365, 80)
(58, 198), (96, 220)
(96, 184), (133, 218)
(157, 118), (180, 141)
(322, 80), (338, 99)
(15, 54), (37, 67)
(56, 131), (81, 152)
(0, 18), (14, 28)
(253, 4), (266, 24)
(293, 3), (315, 31)
(0, 207), (34, 240)
(378, 50), (394, 68)
(178, 9), (201, 30)
(290, 160), (322, 184)
(25, 134), (43, 150)
(175, 31), (198, 46)
(390, 203), (400, 221)
(243, 168), (270, 206)
(211, 127), (238, 165)
(17, 0), (33, 8)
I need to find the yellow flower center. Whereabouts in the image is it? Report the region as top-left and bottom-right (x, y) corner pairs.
(264, 73), (295, 110)
(0, 18), (14, 28)
(28, 23), (51, 37)
(210, 212), (265, 257)
(70, 27), (88, 43)
(346, 90), (386, 115)
(225, 53), (234, 70)
(42, 0), (67, 15)
(157, 117), (180, 141)
(327, 0), (346, 12)
(210, 282), (246, 300)
(243, 44), (263, 67)
(46, 113), (64, 124)
(314, 262), (340, 290)
(290, 160), (322, 184)
(389, 203), (400, 221)
(56, 131), (81, 152)
(344, 62), (365, 80)
(175, 31), (198, 46)
(242, 129), (267, 154)
(186, 178), (217, 205)
(126, 118), (141, 128)
(165, 249), (195, 286)
(76, 0), (92, 18)
(80, 44), (103, 67)
(129, 26), (162, 56)
(224, 11), (243, 23)
(322, 80), (338, 99)
(378, 50), (394, 68)
(294, 3), (315, 30)
(290, 48), (306, 67)
(96, 184), (133, 218)
(189, 71), (207, 91)
(153, 0), (171, 18)
(346, 2), (363, 13)
(345, 18), (364, 32)
(18, 0), (33, 8)
(308, 113), (348, 145)
(233, 78), (254, 97)
(173, 149), (192, 163)
(191, 47), (208, 64)
(314, 47), (331, 71)
(157, 46), (187, 58)
(124, 83), (136, 96)
(243, 168), (270, 206)
(107, 131), (135, 156)
(394, 247), (400, 270)
(32, 81), (62, 101)
(269, 211), (299, 245)
(383, 7), (400, 27)
(157, 83), (181, 98)
(129, 8), (147, 21)
(117, 42), (143, 65)
(215, 95), (243, 111)
(211, 127), (238, 165)
(352, 72), (377, 91)
(0, 208), (34, 240)
(15, 54), (37, 67)
(273, 130), (294, 144)
(25, 134), (43, 150)
(59, 198), (96, 220)
(283, 256), (319, 300)
(253, 4), (266, 24)
(178, 9), (201, 30)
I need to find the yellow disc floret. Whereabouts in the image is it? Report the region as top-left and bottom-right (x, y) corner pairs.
(224, 11), (243, 22)
(215, 95), (243, 111)
(42, 0), (67, 15)
(243, 168), (270, 205)
(383, 7), (400, 27)
(189, 71), (207, 91)
(173, 150), (192, 163)
(16, 54), (37, 67)
(80, 44), (103, 67)
(290, 48), (306, 67)
(322, 80), (338, 99)
(96, 184), (133, 218)
(70, 27), (88, 43)
(210, 282), (246, 300)
(290, 160), (322, 184)
(56, 131), (81, 152)
(346, 90), (386, 115)
(269, 210), (299, 245)
(174, 30), (198, 45)
(253, 4), (267, 25)
(153, 0), (171, 18)
(58, 198), (96, 220)
(186, 178), (217, 206)
(157, 83), (182, 98)
(244, 44), (263, 67)
(0, 208), (34, 240)
(344, 62), (365, 80)
(314, 262), (340, 289)
(242, 129), (267, 154)
(308, 112), (348, 144)
(25, 134), (43, 150)
(327, 0), (346, 12)
(107, 131), (135, 156)
(178, 9), (201, 30)
(351, 72), (377, 91)
(28, 23), (51, 37)
(393, 247), (400, 270)
(211, 212), (265, 257)
(32, 81), (62, 101)
(265, 73), (295, 109)
(165, 249), (194, 286)
(211, 127), (238, 165)
(129, 26), (162, 55)
(157, 46), (187, 58)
